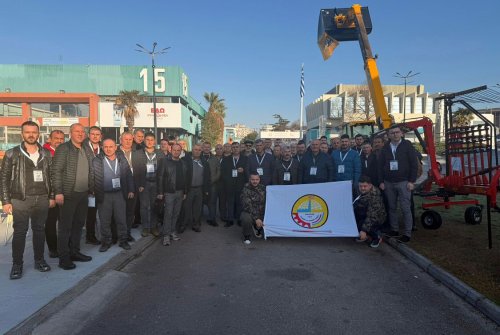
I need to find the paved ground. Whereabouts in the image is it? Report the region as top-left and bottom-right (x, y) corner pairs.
(0, 216), (143, 334)
(77, 223), (498, 335)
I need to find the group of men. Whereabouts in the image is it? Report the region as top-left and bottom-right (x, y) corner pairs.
(0, 121), (418, 280)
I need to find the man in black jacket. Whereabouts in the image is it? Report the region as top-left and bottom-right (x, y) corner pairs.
(133, 132), (162, 237)
(91, 139), (135, 252)
(298, 140), (334, 184)
(1, 121), (55, 279)
(52, 123), (95, 270)
(378, 126), (418, 243)
(247, 139), (274, 186)
(273, 145), (299, 185)
(180, 144), (210, 233)
(220, 142), (249, 227)
(157, 144), (189, 246)
(83, 126), (102, 245)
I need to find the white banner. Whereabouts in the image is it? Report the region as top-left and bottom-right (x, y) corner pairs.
(263, 181), (358, 238)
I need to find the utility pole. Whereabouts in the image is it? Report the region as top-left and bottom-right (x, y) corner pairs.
(394, 71), (420, 123)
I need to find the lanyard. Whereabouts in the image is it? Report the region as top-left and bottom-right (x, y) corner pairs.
(352, 194), (361, 205)
(282, 160), (293, 171)
(20, 145), (43, 166)
(340, 149), (351, 163)
(89, 141), (100, 155)
(146, 152), (156, 163)
(233, 156), (239, 168)
(194, 159), (203, 168)
(255, 154), (265, 167)
(296, 155), (301, 162)
(390, 142), (399, 160)
(104, 157), (118, 175)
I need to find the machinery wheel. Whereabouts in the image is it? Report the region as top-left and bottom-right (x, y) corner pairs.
(421, 210), (442, 230)
(464, 206), (482, 225)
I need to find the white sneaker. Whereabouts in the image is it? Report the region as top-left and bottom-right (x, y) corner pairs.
(170, 233), (180, 241)
(243, 239), (251, 245)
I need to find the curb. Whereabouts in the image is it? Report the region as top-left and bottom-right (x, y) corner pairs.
(385, 237), (500, 326)
(6, 235), (158, 335)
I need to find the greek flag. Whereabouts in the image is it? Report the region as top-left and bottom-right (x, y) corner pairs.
(300, 64), (305, 98)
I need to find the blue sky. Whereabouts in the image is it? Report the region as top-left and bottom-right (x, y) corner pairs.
(2, 0), (499, 128)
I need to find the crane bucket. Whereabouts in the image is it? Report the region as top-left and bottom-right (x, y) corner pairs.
(317, 6), (372, 60)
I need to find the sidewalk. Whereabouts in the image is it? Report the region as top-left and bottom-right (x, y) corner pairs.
(0, 215), (143, 334)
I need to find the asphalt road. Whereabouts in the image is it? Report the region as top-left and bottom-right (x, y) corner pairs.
(78, 223), (499, 335)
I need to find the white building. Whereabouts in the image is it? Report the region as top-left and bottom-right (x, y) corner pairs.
(306, 83), (444, 142)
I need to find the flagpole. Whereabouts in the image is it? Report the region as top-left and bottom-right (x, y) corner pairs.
(300, 63), (304, 140)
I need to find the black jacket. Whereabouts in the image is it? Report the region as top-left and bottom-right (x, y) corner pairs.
(298, 151), (334, 184)
(220, 155), (249, 194)
(52, 140), (94, 199)
(247, 152), (274, 186)
(272, 158), (299, 185)
(184, 155), (211, 194)
(378, 139), (418, 184)
(91, 153), (135, 204)
(157, 156), (190, 195)
(0, 143), (53, 204)
(131, 148), (162, 190)
(361, 152), (379, 186)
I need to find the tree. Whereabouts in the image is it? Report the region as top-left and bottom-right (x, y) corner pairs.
(242, 131), (258, 143)
(201, 92), (226, 144)
(453, 108), (474, 127)
(272, 114), (290, 131)
(117, 90), (143, 132)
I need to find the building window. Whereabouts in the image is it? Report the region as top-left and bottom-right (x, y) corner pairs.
(330, 96), (343, 118)
(358, 96), (366, 113)
(405, 97), (413, 114)
(0, 126), (23, 151)
(30, 103), (89, 118)
(392, 97), (400, 114)
(426, 98), (434, 114)
(415, 97), (423, 114)
(0, 103), (22, 117)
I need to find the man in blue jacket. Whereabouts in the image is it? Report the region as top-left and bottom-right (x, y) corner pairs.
(91, 139), (135, 251)
(298, 139), (334, 184)
(332, 134), (361, 194)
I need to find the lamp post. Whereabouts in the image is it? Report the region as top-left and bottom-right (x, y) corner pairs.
(394, 70), (420, 123)
(135, 42), (170, 144)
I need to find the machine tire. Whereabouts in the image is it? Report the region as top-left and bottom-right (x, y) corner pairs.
(464, 206), (482, 225)
(421, 210), (442, 230)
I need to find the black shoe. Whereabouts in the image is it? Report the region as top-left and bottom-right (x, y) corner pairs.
(59, 260), (76, 270)
(10, 264), (23, 280)
(119, 241), (131, 250)
(85, 236), (100, 245)
(224, 222), (233, 228)
(112, 239), (118, 245)
(397, 235), (411, 243)
(384, 230), (400, 238)
(206, 220), (214, 226)
(237, 220), (242, 227)
(192, 227), (201, 232)
(178, 227), (186, 234)
(34, 259), (51, 272)
(99, 243), (111, 252)
(71, 252), (92, 262)
(212, 220), (219, 227)
(49, 250), (59, 258)
(132, 223), (140, 229)
(127, 234), (136, 242)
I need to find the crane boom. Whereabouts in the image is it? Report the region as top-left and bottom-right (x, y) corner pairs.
(318, 4), (392, 130)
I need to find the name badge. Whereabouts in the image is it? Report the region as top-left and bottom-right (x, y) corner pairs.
(338, 165), (345, 174)
(146, 164), (155, 173)
(33, 170), (44, 182)
(257, 168), (263, 176)
(283, 172), (291, 181)
(390, 160), (399, 171)
(88, 196), (96, 208)
(112, 178), (121, 189)
(232, 169), (238, 177)
(310, 167), (317, 175)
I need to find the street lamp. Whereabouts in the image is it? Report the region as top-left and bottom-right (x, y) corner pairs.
(394, 70), (420, 123)
(135, 42), (170, 144)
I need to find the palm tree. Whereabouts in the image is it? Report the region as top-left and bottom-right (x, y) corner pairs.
(117, 90), (142, 131)
(204, 92), (226, 118)
(202, 92), (226, 144)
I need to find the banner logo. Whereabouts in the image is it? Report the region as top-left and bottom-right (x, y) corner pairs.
(291, 194), (329, 229)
